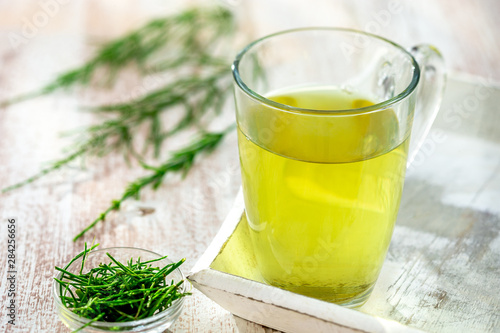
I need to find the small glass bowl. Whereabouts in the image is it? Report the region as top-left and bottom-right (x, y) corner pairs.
(53, 247), (188, 333)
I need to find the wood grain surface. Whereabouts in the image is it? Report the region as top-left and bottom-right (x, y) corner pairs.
(0, 1), (499, 332)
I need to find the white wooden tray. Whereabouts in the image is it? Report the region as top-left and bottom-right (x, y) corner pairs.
(188, 75), (500, 333)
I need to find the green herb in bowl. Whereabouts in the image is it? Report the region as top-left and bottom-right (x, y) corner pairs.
(53, 244), (190, 332)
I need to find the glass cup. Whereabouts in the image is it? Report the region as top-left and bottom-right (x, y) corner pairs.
(232, 28), (445, 307)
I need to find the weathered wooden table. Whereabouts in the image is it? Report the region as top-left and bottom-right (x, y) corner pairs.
(1, 1), (499, 332)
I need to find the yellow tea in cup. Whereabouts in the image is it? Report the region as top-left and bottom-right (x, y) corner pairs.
(238, 86), (408, 304)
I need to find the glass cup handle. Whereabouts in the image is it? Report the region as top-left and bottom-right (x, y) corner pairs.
(407, 44), (447, 167)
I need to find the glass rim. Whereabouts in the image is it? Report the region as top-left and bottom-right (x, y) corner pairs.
(232, 27), (421, 115)
(52, 247), (188, 328)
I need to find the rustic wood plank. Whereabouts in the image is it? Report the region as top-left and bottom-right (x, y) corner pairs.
(0, 1), (499, 332)
(362, 76), (500, 332)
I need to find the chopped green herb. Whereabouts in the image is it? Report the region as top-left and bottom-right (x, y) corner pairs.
(55, 244), (190, 332)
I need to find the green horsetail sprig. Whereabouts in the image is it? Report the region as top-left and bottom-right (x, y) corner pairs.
(1, 6), (236, 242)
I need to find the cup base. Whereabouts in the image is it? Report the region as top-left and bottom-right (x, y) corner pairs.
(266, 280), (375, 308)
(333, 285), (374, 308)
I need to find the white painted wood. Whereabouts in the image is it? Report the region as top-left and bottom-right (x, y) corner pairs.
(190, 190), (245, 275)
(0, 1), (499, 332)
(191, 271), (422, 333)
(362, 76), (500, 333)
